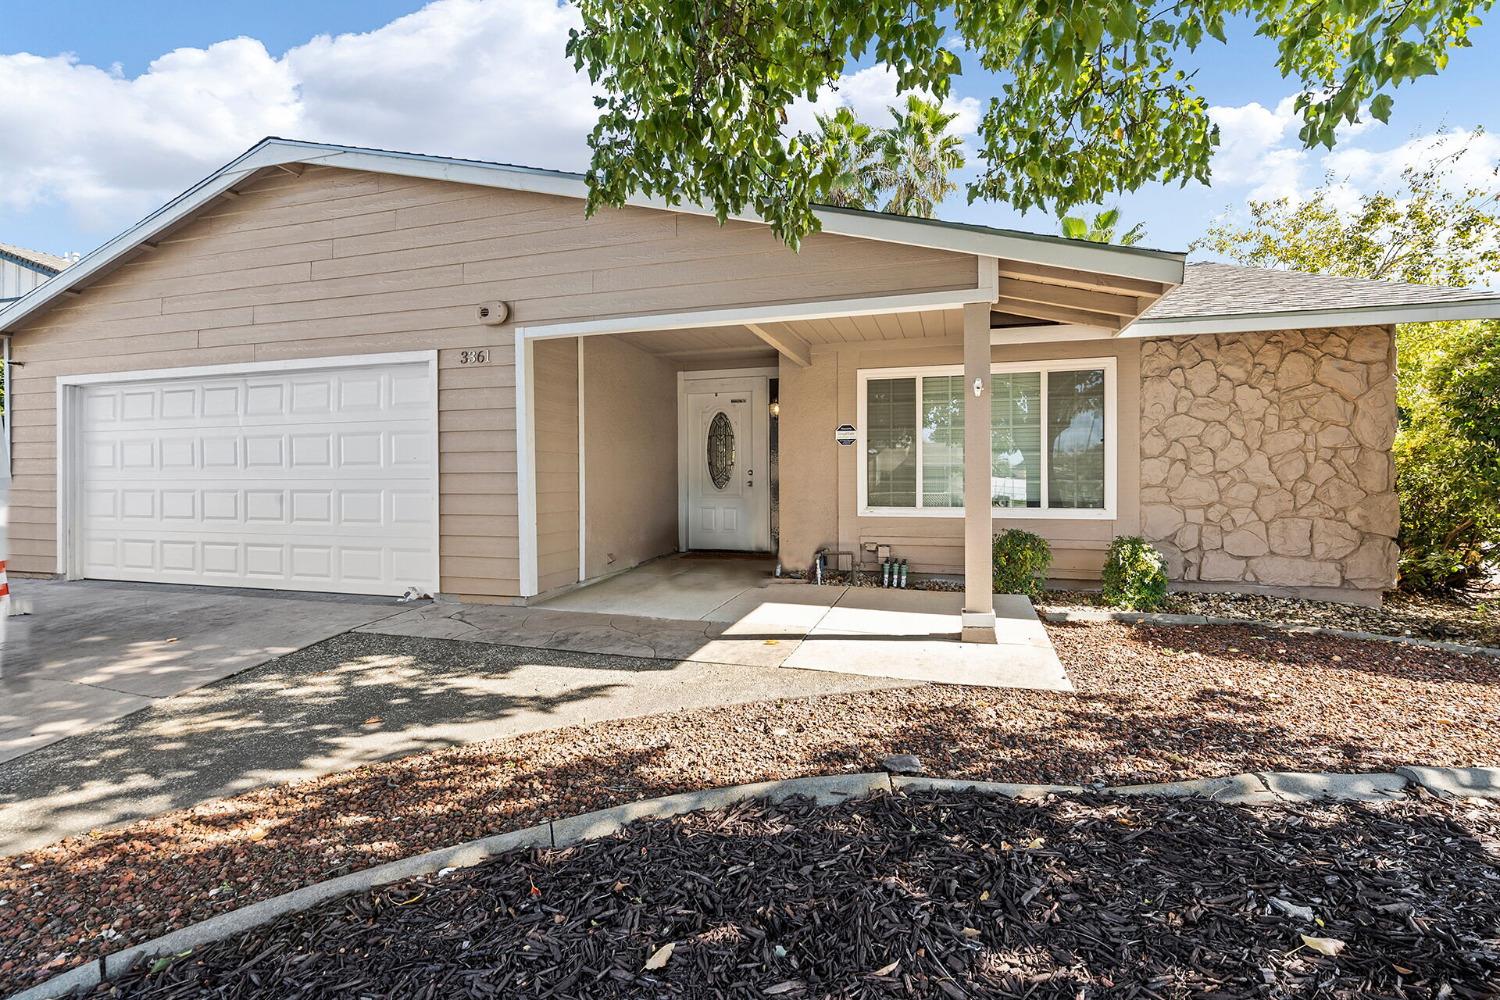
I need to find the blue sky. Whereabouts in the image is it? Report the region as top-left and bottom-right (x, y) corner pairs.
(3, 1), (1497, 265)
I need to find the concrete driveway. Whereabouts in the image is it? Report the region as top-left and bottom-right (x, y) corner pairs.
(0, 579), (413, 765)
(0, 630), (900, 856)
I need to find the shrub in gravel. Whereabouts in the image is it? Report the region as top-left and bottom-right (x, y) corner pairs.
(1101, 535), (1170, 611)
(992, 529), (1051, 598)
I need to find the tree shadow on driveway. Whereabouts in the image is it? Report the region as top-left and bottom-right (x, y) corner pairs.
(0, 631), (733, 857)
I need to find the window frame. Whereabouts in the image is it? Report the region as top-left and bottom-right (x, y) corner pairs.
(855, 357), (1118, 520)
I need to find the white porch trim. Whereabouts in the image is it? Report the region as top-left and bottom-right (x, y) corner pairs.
(513, 333), (539, 597)
(576, 337), (587, 583)
(518, 275), (1001, 343)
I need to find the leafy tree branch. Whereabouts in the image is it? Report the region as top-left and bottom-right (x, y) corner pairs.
(568, 0), (1494, 245)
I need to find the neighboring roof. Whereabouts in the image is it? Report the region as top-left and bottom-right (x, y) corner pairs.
(1125, 262), (1500, 335)
(0, 137), (1186, 334)
(0, 242), (68, 275)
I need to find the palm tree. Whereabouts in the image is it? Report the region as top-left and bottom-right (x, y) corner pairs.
(1059, 207), (1148, 246)
(813, 108), (881, 210)
(874, 96), (966, 218)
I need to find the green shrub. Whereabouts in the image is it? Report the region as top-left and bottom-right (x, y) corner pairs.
(1100, 536), (1169, 611)
(1395, 320), (1500, 593)
(992, 529), (1052, 598)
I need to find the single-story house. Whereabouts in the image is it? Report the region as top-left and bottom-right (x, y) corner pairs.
(3, 139), (1498, 630)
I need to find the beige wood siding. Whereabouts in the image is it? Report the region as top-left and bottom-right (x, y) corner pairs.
(581, 337), (679, 580)
(533, 338), (580, 593)
(8, 164), (976, 599)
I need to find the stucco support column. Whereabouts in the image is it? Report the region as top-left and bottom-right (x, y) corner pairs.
(961, 301), (997, 642)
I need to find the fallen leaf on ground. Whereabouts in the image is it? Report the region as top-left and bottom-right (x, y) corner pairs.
(1300, 934), (1346, 956)
(644, 942), (675, 970)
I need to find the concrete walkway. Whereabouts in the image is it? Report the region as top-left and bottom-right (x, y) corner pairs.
(0, 580), (412, 765)
(0, 632), (901, 856)
(374, 556), (1072, 691)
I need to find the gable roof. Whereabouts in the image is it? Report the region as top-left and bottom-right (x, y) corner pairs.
(0, 242), (68, 275)
(0, 137), (1186, 334)
(1125, 262), (1500, 335)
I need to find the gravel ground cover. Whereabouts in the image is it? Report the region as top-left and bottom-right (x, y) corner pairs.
(96, 790), (1500, 999)
(3, 622), (1499, 995)
(1041, 587), (1500, 648)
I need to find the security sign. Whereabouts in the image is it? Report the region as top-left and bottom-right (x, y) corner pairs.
(835, 424), (857, 446)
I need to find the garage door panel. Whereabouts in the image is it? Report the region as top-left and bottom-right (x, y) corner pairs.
(74, 358), (437, 597)
(81, 486), (432, 535)
(78, 430), (433, 480)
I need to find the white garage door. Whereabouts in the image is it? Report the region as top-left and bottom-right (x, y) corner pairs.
(71, 356), (438, 597)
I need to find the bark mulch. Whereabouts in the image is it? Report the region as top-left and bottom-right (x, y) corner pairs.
(1042, 586), (1500, 649)
(3, 622), (1499, 995)
(98, 789), (1500, 999)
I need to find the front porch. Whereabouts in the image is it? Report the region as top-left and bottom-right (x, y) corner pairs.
(526, 554), (1070, 689)
(512, 252), (1175, 639)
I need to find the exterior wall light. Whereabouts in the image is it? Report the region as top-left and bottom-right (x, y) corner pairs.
(769, 401), (780, 417)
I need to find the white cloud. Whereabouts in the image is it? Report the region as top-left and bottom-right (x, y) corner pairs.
(1206, 95), (1301, 190)
(284, 0), (594, 165)
(1322, 127), (1500, 194)
(0, 40), (302, 228)
(1, 0), (985, 245)
(1200, 93), (1500, 213)
(0, 0), (595, 239)
(789, 64), (981, 138)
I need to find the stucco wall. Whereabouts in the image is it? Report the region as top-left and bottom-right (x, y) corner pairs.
(581, 337), (680, 581)
(1139, 326), (1399, 599)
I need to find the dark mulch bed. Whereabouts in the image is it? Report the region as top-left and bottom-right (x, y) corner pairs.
(1042, 586), (1500, 649)
(4, 623), (1499, 995)
(98, 790), (1500, 999)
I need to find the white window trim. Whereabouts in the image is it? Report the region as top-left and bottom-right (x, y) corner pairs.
(855, 357), (1118, 521)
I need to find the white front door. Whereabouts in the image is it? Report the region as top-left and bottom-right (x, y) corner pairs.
(685, 377), (769, 551)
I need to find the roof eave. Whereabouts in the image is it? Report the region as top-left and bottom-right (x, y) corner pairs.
(1122, 297), (1500, 337)
(0, 137), (1186, 333)
(291, 143), (1186, 283)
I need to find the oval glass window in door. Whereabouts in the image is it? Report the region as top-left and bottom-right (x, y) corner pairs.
(706, 411), (735, 490)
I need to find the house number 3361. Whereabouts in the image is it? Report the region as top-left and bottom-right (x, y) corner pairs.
(459, 349), (490, 365)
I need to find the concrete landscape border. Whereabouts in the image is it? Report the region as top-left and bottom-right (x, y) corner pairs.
(8, 766), (1498, 1000)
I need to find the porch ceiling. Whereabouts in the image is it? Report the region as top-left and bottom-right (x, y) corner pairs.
(611, 257), (1174, 366)
(991, 258), (1172, 332)
(617, 310), (976, 366)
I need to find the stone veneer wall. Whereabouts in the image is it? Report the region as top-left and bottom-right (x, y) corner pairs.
(1139, 326), (1399, 596)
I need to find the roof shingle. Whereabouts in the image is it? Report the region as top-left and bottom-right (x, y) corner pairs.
(1142, 262), (1500, 322)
